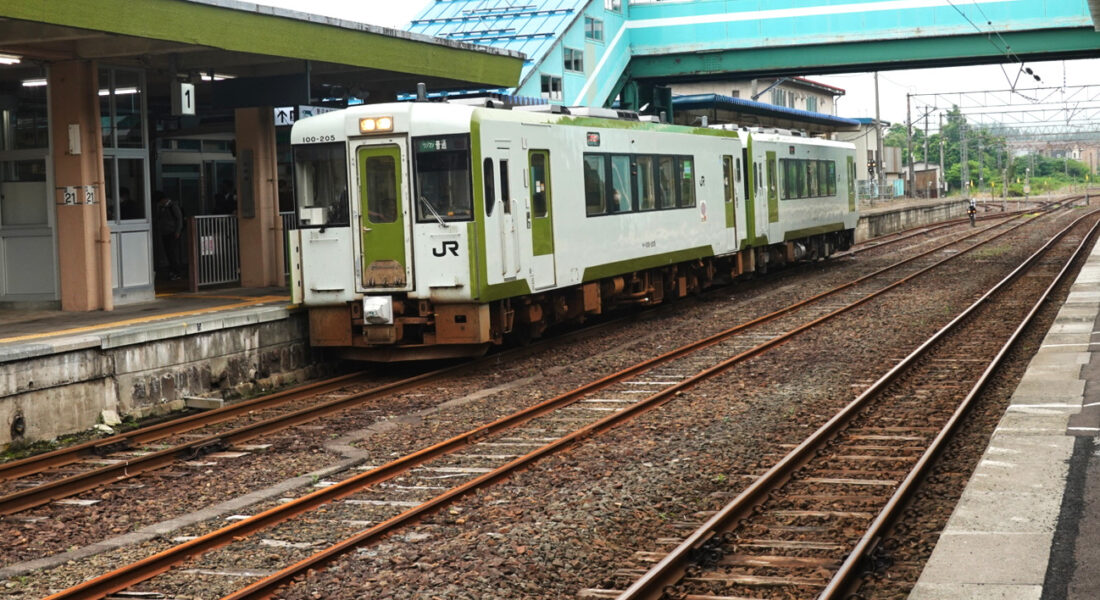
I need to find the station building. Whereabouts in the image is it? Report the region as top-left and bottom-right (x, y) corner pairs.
(0, 0), (521, 311)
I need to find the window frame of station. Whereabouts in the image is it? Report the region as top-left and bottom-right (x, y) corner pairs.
(540, 74), (563, 101)
(604, 0), (621, 12)
(584, 16), (604, 42)
(563, 47), (584, 73)
(583, 152), (696, 217)
(780, 157), (838, 201)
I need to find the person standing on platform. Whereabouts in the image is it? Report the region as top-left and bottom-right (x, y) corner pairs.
(155, 190), (184, 280)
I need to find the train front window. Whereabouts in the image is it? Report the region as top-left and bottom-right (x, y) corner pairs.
(413, 134), (472, 222)
(294, 142), (349, 227)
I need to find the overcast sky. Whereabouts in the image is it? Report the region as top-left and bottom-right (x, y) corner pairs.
(254, 0), (1099, 129)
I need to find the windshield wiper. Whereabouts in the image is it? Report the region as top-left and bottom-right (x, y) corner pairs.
(419, 195), (447, 227)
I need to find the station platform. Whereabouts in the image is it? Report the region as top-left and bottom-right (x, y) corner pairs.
(0, 287), (315, 447)
(0, 287), (295, 363)
(910, 225), (1100, 599)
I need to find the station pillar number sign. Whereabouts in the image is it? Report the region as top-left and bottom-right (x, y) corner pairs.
(172, 82), (196, 116)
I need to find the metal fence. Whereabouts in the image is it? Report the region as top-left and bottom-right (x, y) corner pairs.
(188, 214), (240, 288)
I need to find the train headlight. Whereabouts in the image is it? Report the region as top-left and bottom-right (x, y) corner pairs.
(359, 116), (394, 134)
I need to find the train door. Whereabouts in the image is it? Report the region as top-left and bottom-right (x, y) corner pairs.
(741, 148), (755, 245)
(490, 145), (521, 280)
(766, 150), (779, 226)
(722, 155), (737, 248)
(357, 143), (410, 289)
(755, 156), (767, 242)
(528, 149), (555, 289)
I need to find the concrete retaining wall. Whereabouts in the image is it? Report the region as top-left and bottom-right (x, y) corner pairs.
(856, 199), (968, 242)
(0, 309), (325, 448)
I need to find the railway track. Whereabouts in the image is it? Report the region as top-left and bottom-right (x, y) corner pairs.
(0, 200), (1049, 517)
(584, 210), (1100, 600)
(39, 202), (1076, 599)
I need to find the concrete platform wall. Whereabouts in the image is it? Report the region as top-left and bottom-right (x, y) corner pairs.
(0, 311), (323, 447)
(856, 199), (968, 242)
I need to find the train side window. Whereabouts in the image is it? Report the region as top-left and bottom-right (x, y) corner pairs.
(584, 154), (607, 216)
(722, 156), (734, 204)
(636, 156), (656, 211)
(483, 158), (495, 216)
(609, 154), (632, 213)
(736, 157), (742, 182)
(678, 157), (695, 208)
(500, 159), (511, 214)
(657, 156), (677, 209)
(827, 161), (837, 196)
(807, 160), (819, 197)
(365, 154), (397, 223)
(530, 151), (549, 217)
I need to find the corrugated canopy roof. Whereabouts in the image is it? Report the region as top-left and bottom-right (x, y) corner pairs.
(408, 0), (588, 85)
(673, 94), (861, 134)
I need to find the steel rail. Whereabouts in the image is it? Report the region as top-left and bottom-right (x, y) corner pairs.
(0, 307), (653, 514)
(0, 370), (373, 482)
(221, 208), (1067, 600)
(819, 213), (1100, 599)
(43, 208), (1058, 600)
(1, 194), (1060, 488)
(612, 210), (1099, 600)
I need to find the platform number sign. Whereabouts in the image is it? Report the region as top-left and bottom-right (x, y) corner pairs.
(173, 82), (195, 116)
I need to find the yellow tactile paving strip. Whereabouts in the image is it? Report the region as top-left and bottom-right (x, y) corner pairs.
(0, 294), (293, 346)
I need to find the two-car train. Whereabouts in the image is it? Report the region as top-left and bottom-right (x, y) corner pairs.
(288, 101), (858, 361)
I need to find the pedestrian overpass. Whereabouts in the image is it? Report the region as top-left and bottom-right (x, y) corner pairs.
(410, 0), (1100, 112)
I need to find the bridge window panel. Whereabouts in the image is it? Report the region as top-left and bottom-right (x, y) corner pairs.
(540, 75), (563, 101)
(483, 158), (496, 217)
(584, 154), (607, 216)
(366, 154), (398, 223)
(636, 155), (657, 211)
(564, 48), (584, 73)
(585, 16), (604, 41)
(609, 155), (633, 212)
(827, 161), (837, 196)
(678, 157), (696, 208)
(604, 0), (621, 12)
(294, 142), (349, 228)
(413, 134), (472, 222)
(723, 156), (734, 204)
(657, 156), (677, 209)
(530, 151), (549, 218)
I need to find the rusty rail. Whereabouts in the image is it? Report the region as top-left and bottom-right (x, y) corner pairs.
(43, 205), (1064, 600)
(613, 210), (1099, 600)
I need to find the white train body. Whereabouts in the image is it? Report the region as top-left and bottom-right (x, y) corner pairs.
(289, 102), (858, 360)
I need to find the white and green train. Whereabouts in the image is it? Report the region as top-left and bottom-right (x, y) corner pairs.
(289, 101), (858, 361)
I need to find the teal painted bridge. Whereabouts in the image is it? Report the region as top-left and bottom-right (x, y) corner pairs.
(410, 0), (1100, 109)
(590, 0), (1100, 108)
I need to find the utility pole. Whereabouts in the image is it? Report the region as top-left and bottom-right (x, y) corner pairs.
(874, 72), (884, 200)
(960, 117), (969, 199)
(906, 94), (914, 198)
(923, 109), (930, 188)
(978, 135), (984, 196)
(939, 112), (945, 197)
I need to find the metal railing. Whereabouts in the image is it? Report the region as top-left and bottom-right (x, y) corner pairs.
(187, 214), (240, 289)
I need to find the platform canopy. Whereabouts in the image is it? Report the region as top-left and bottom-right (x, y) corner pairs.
(0, 0), (524, 104)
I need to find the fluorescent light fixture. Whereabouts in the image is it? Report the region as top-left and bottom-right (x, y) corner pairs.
(21, 78), (46, 87)
(200, 73), (236, 81)
(0, 53), (21, 65)
(98, 87), (138, 96)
